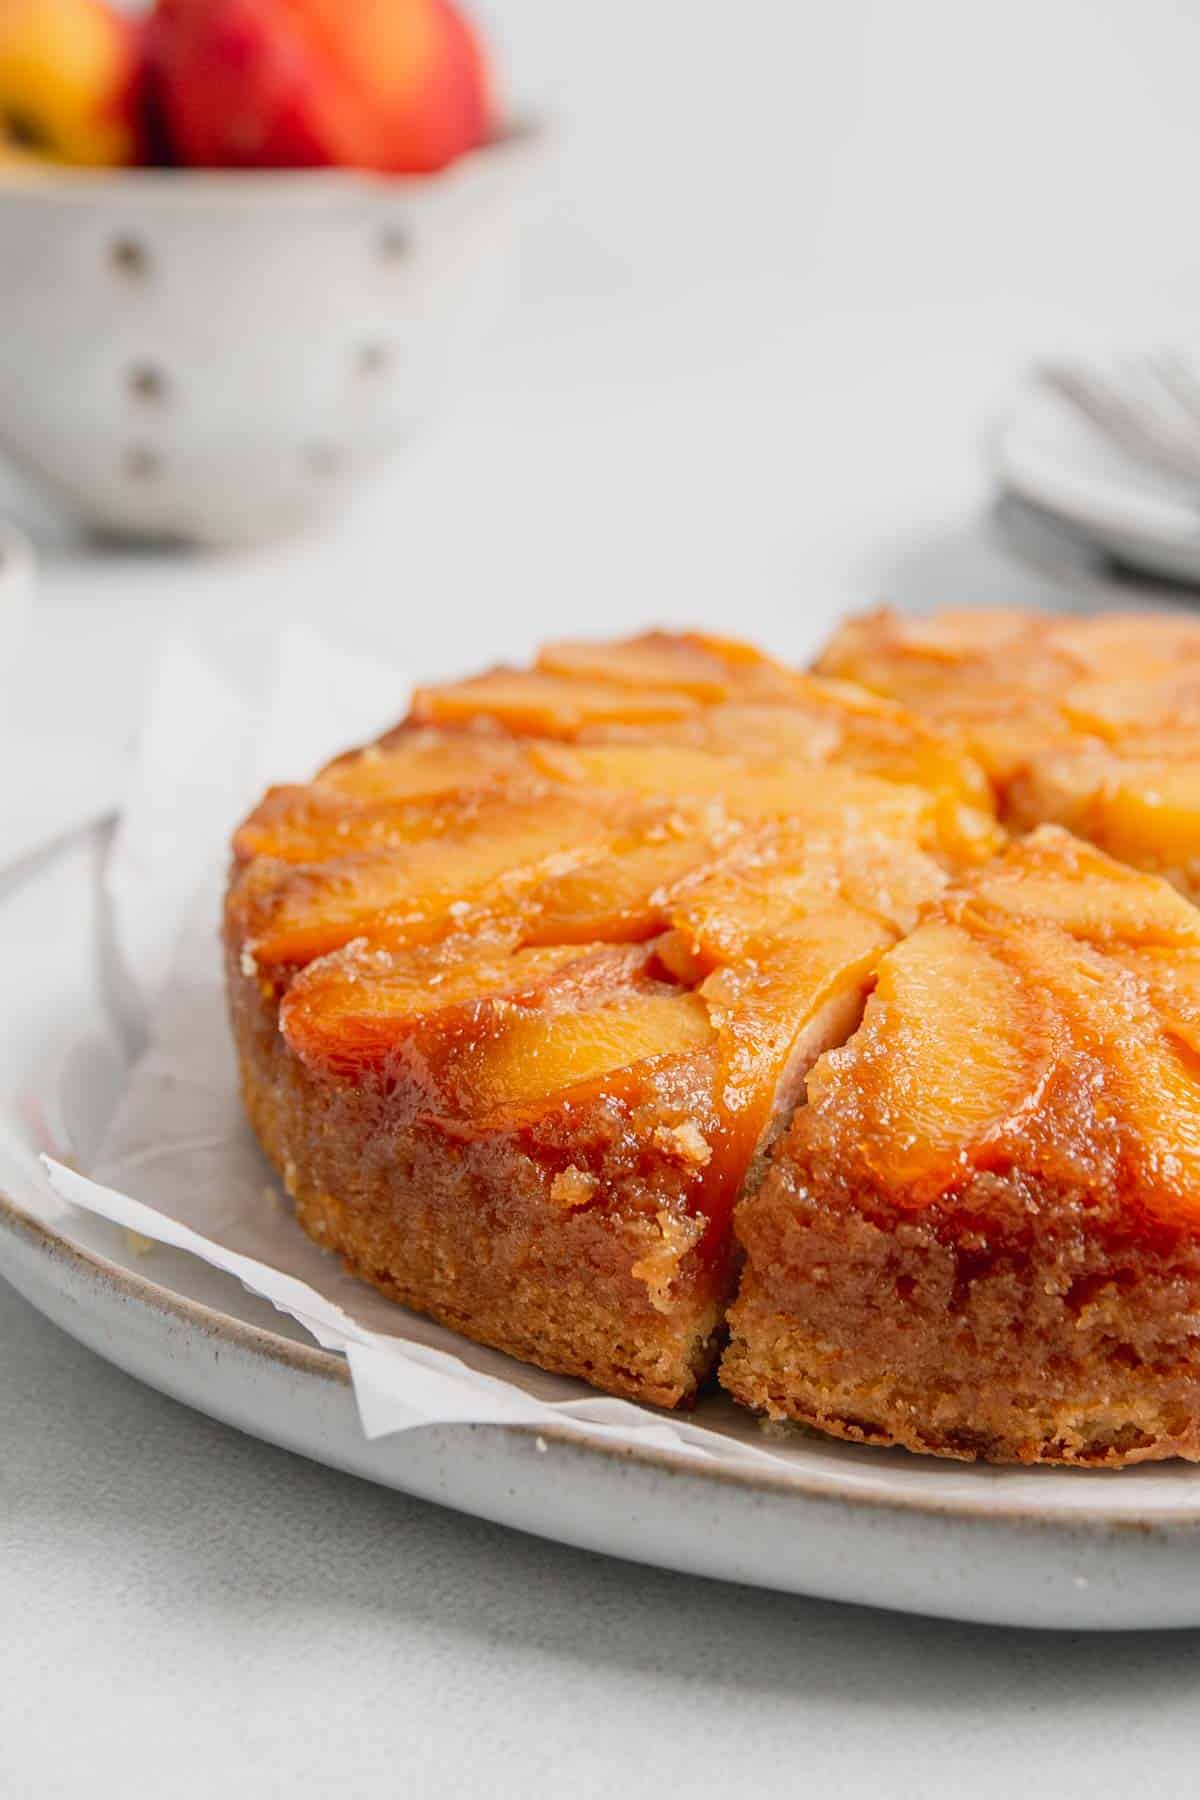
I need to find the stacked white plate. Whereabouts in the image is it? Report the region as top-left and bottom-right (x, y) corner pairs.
(993, 355), (1200, 586)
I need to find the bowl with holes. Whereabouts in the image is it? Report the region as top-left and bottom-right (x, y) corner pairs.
(0, 127), (540, 548)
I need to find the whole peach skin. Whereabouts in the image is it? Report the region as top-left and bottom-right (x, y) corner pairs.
(0, 0), (144, 167)
(146, 0), (492, 173)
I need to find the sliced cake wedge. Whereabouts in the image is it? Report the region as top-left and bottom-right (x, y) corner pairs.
(722, 826), (1200, 1464)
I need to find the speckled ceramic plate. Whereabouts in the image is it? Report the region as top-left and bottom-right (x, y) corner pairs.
(5, 827), (1200, 1631)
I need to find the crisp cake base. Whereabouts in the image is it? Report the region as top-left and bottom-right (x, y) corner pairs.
(722, 1159), (1200, 1466)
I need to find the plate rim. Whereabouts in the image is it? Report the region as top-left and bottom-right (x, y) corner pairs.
(990, 373), (1200, 567)
(8, 1181), (1200, 1533)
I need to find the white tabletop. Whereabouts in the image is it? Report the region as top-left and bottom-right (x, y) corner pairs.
(7, 2), (1200, 1791)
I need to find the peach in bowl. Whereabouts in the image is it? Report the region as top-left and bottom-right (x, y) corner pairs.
(0, 0), (540, 546)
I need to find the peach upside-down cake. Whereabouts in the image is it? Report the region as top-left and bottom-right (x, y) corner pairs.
(225, 615), (1200, 1463)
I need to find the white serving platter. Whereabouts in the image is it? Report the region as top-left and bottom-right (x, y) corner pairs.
(5, 826), (1200, 1632)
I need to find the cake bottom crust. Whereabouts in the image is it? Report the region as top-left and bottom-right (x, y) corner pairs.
(230, 960), (729, 1409)
(721, 1169), (1200, 1466)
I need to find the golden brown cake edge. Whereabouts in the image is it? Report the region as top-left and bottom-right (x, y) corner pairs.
(721, 1162), (1200, 1466)
(226, 944), (731, 1408)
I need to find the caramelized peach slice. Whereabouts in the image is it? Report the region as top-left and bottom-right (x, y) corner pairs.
(805, 918), (1039, 1200)
(668, 856), (831, 973)
(616, 699), (842, 762)
(526, 742), (1002, 879)
(1059, 677), (1188, 741)
(527, 741), (842, 822)
(1108, 725), (1200, 762)
(410, 668), (701, 737)
(953, 708), (1082, 791)
(791, 686), (994, 813)
(1108, 945), (1200, 1063)
(535, 630), (792, 702)
(1075, 760), (1200, 879)
(816, 607), (1075, 710)
(285, 932), (712, 1110)
(1048, 611), (1200, 680)
(822, 835), (954, 935)
(1011, 738), (1200, 898)
(885, 608), (1046, 659)
(561, 674), (993, 807)
(588, 689), (996, 840)
(232, 790), (633, 968)
(1113, 1021), (1200, 1222)
(803, 826), (1200, 1218)
(232, 784), (514, 866)
(519, 825), (725, 947)
(316, 731), (529, 802)
(1003, 919), (1200, 1224)
(814, 609), (1089, 785)
(668, 824), (944, 968)
(281, 941), (603, 1079)
(645, 818), (947, 1165)
(959, 826), (1200, 946)
(701, 909), (897, 1167)
(527, 741), (748, 802)
(816, 610), (1200, 847)
(234, 786), (370, 865)
(468, 990), (715, 1112)
(229, 852), (420, 970)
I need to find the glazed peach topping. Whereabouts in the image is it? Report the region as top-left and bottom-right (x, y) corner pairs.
(800, 825), (1200, 1225)
(817, 607), (1200, 898)
(227, 631), (1001, 1239)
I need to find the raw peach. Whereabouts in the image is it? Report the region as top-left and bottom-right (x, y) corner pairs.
(0, 0), (143, 166)
(146, 0), (491, 173)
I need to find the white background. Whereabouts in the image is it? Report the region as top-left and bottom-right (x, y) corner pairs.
(6, 3), (1200, 1793)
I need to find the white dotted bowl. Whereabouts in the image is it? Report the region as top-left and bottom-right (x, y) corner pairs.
(0, 127), (540, 547)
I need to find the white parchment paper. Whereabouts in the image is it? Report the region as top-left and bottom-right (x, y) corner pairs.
(41, 629), (798, 1468)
